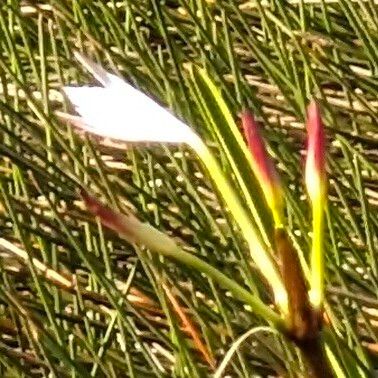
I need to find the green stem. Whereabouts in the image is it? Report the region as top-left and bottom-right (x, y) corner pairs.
(158, 241), (284, 328)
(82, 189), (283, 325)
(310, 205), (325, 309)
(189, 136), (287, 313)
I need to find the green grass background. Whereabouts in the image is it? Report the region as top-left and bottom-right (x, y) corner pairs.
(0, 1), (377, 376)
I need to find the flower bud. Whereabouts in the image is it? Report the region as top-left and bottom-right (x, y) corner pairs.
(241, 110), (283, 226)
(305, 101), (327, 309)
(305, 100), (326, 206)
(81, 190), (178, 255)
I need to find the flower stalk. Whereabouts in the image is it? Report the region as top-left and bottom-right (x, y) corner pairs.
(191, 138), (287, 313)
(81, 190), (284, 327)
(274, 228), (318, 340)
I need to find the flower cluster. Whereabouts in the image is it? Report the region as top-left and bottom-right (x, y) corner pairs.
(62, 53), (327, 324)
(241, 102), (327, 312)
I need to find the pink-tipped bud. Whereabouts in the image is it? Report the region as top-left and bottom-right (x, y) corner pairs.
(81, 190), (178, 254)
(81, 189), (140, 242)
(241, 110), (283, 225)
(305, 101), (326, 205)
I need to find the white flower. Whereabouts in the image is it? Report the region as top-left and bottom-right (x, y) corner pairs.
(64, 55), (288, 311)
(62, 52), (198, 145)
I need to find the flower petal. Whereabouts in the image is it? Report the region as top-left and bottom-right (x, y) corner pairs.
(73, 51), (120, 87)
(62, 54), (197, 144)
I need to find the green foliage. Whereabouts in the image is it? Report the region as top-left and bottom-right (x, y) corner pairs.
(0, 0), (377, 376)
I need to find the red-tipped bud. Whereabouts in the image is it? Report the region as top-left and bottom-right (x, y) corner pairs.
(305, 101), (327, 309)
(305, 101), (326, 205)
(81, 190), (178, 254)
(81, 189), (139, 242)
(241, 110), (283, 226)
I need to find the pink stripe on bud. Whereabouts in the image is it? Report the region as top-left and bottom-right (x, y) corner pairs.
(241, 110), (283, 225)
(305, 101), (326, 204)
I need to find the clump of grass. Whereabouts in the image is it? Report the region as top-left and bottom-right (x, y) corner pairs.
(0, 1), (377, 376)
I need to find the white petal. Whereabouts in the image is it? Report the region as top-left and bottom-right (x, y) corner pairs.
(73, 51), (126, 89)
(63, 53), (197, 144)
(63, 86), (194, 143)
